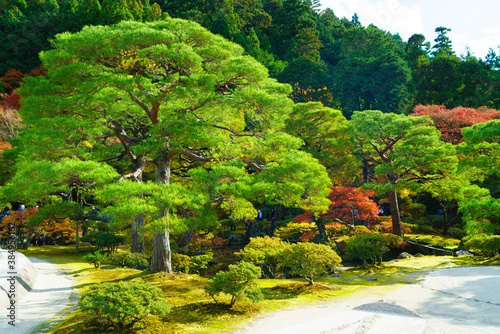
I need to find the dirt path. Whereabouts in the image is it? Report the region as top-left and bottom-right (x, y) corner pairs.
(237, 266), (500, 334)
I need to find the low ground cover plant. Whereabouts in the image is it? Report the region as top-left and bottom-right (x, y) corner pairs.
(80, 280), (170, 329)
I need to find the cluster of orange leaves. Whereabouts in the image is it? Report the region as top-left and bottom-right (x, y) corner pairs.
(0, 207), (74, 245)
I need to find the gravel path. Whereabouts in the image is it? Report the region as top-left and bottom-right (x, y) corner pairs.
(0, 250), (76, 334)
(237, 266), (500, 334)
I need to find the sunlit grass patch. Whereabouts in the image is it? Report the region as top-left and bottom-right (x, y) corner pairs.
(405, 233), (461, 249)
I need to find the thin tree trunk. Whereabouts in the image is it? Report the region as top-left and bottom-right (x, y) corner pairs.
(315, 220), (330, 243)
(130, 215), (145, 254)
(387, 189), (403, 237)
(75, 221), (79, 253)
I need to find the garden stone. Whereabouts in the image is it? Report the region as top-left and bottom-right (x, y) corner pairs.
(455, 250), (473, 256)
(228, 234), (242, 244)
(399, 252), (413, 259)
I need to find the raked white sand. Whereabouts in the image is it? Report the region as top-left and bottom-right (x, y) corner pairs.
(0, 250), (76, 334)
(238, 266), (500, 334)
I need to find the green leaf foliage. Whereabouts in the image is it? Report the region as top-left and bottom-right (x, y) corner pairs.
(278, 242), (341, 285)
(80, 280), (170, 328)
(345, 233), (402, 266)
(236, 236), (288, 278)
(204, 261), (262, 307)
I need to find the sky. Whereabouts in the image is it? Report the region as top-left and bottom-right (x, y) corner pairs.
(319, 0), (500, 59)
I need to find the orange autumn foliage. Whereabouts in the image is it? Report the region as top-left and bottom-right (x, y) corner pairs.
(412, 105), (500, 144)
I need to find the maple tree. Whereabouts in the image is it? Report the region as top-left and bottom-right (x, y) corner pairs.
(293, 186), (380, 241)
(412, 105), (500, 144)
(321, 187), (380, 225)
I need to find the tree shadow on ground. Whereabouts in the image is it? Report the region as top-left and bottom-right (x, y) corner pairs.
(168, 301), (248, 324)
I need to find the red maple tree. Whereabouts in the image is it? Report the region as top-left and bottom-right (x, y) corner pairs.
(294, 186), (380, 225)
(412, 105), (500, 144)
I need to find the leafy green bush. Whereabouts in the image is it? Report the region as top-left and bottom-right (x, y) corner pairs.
(279, 242), (341, 285)
(110, 252), (149, 269)
(346, 233), (402, 266)
(274, 222), (316, 242)
(96, 232), (125, 253)
(236, 236), (288, 278)
(204, 261), (262, 307)
(84, 251), (106, 268)
(464, 235), (500, 257)
(449, 226), (466, 239)
(172, 253), (191, 273)
(465, 219), (497, 237)
(80, 280), (169, 328)
(191, 252), (213, 275)
(403, 223), (435, 234)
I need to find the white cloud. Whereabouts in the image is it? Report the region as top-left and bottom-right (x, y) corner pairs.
(320, 0), (423, 41)
(455, 28), (500, 58)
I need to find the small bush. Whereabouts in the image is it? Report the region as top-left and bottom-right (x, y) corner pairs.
(404, 223), (435, 234)
(449, 226), (466, 239)
(204, 261), (262, 307)
(191, 252), (213, 275)
(172, 253), (191, 273)
(278, 242), (341, 285)
(110, 252), (149, 269)
(464, 235), (500, 257)
(346, 233), (402, 266)
(82, 231), (125, 253)
(80, 280), (169, 328)
(84, 251), (106, 268)
(236, 236), (288, 278)
(274, 222), (316, 242)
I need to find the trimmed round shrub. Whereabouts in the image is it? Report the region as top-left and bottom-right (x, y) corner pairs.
(204, 261), (262, 307)
(278, 242), (341, 285)
(346, 233), (402, 266)
(80, 280), (169, 328)
(236, 236), (288, 278)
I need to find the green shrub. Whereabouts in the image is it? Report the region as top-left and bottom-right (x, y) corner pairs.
(449, 226), (466, 239)
(279, 242), (341, 285)
(236, 236), (288, 278)
(465, 219), (497, 237)
(191, 252), (213, 275)
(403, 223), (435, 234)
(464, 235), (500, 257)
(84, 251), (106, 268)
(96, 232), (125, 253)
(346, 233), (402, 266)
(80, 280), (169, 328)
(274, 222), (316, 242)
(172, 253), (191, 273)
(110, 252), (149, 269)
(204, 261), (262, 307)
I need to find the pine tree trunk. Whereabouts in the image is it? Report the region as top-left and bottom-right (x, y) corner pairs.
(130, 215), (145, 254)
(387, 189), (403, 237)
(315, 220), (330, 242)
(150, 151), (173, 273)
(150, 228), (172, 273)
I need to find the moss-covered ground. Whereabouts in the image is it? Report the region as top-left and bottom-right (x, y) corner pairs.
(18, 246), (500, 334)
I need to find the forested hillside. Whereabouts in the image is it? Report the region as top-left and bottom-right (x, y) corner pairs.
(2, 0), (500, 117)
